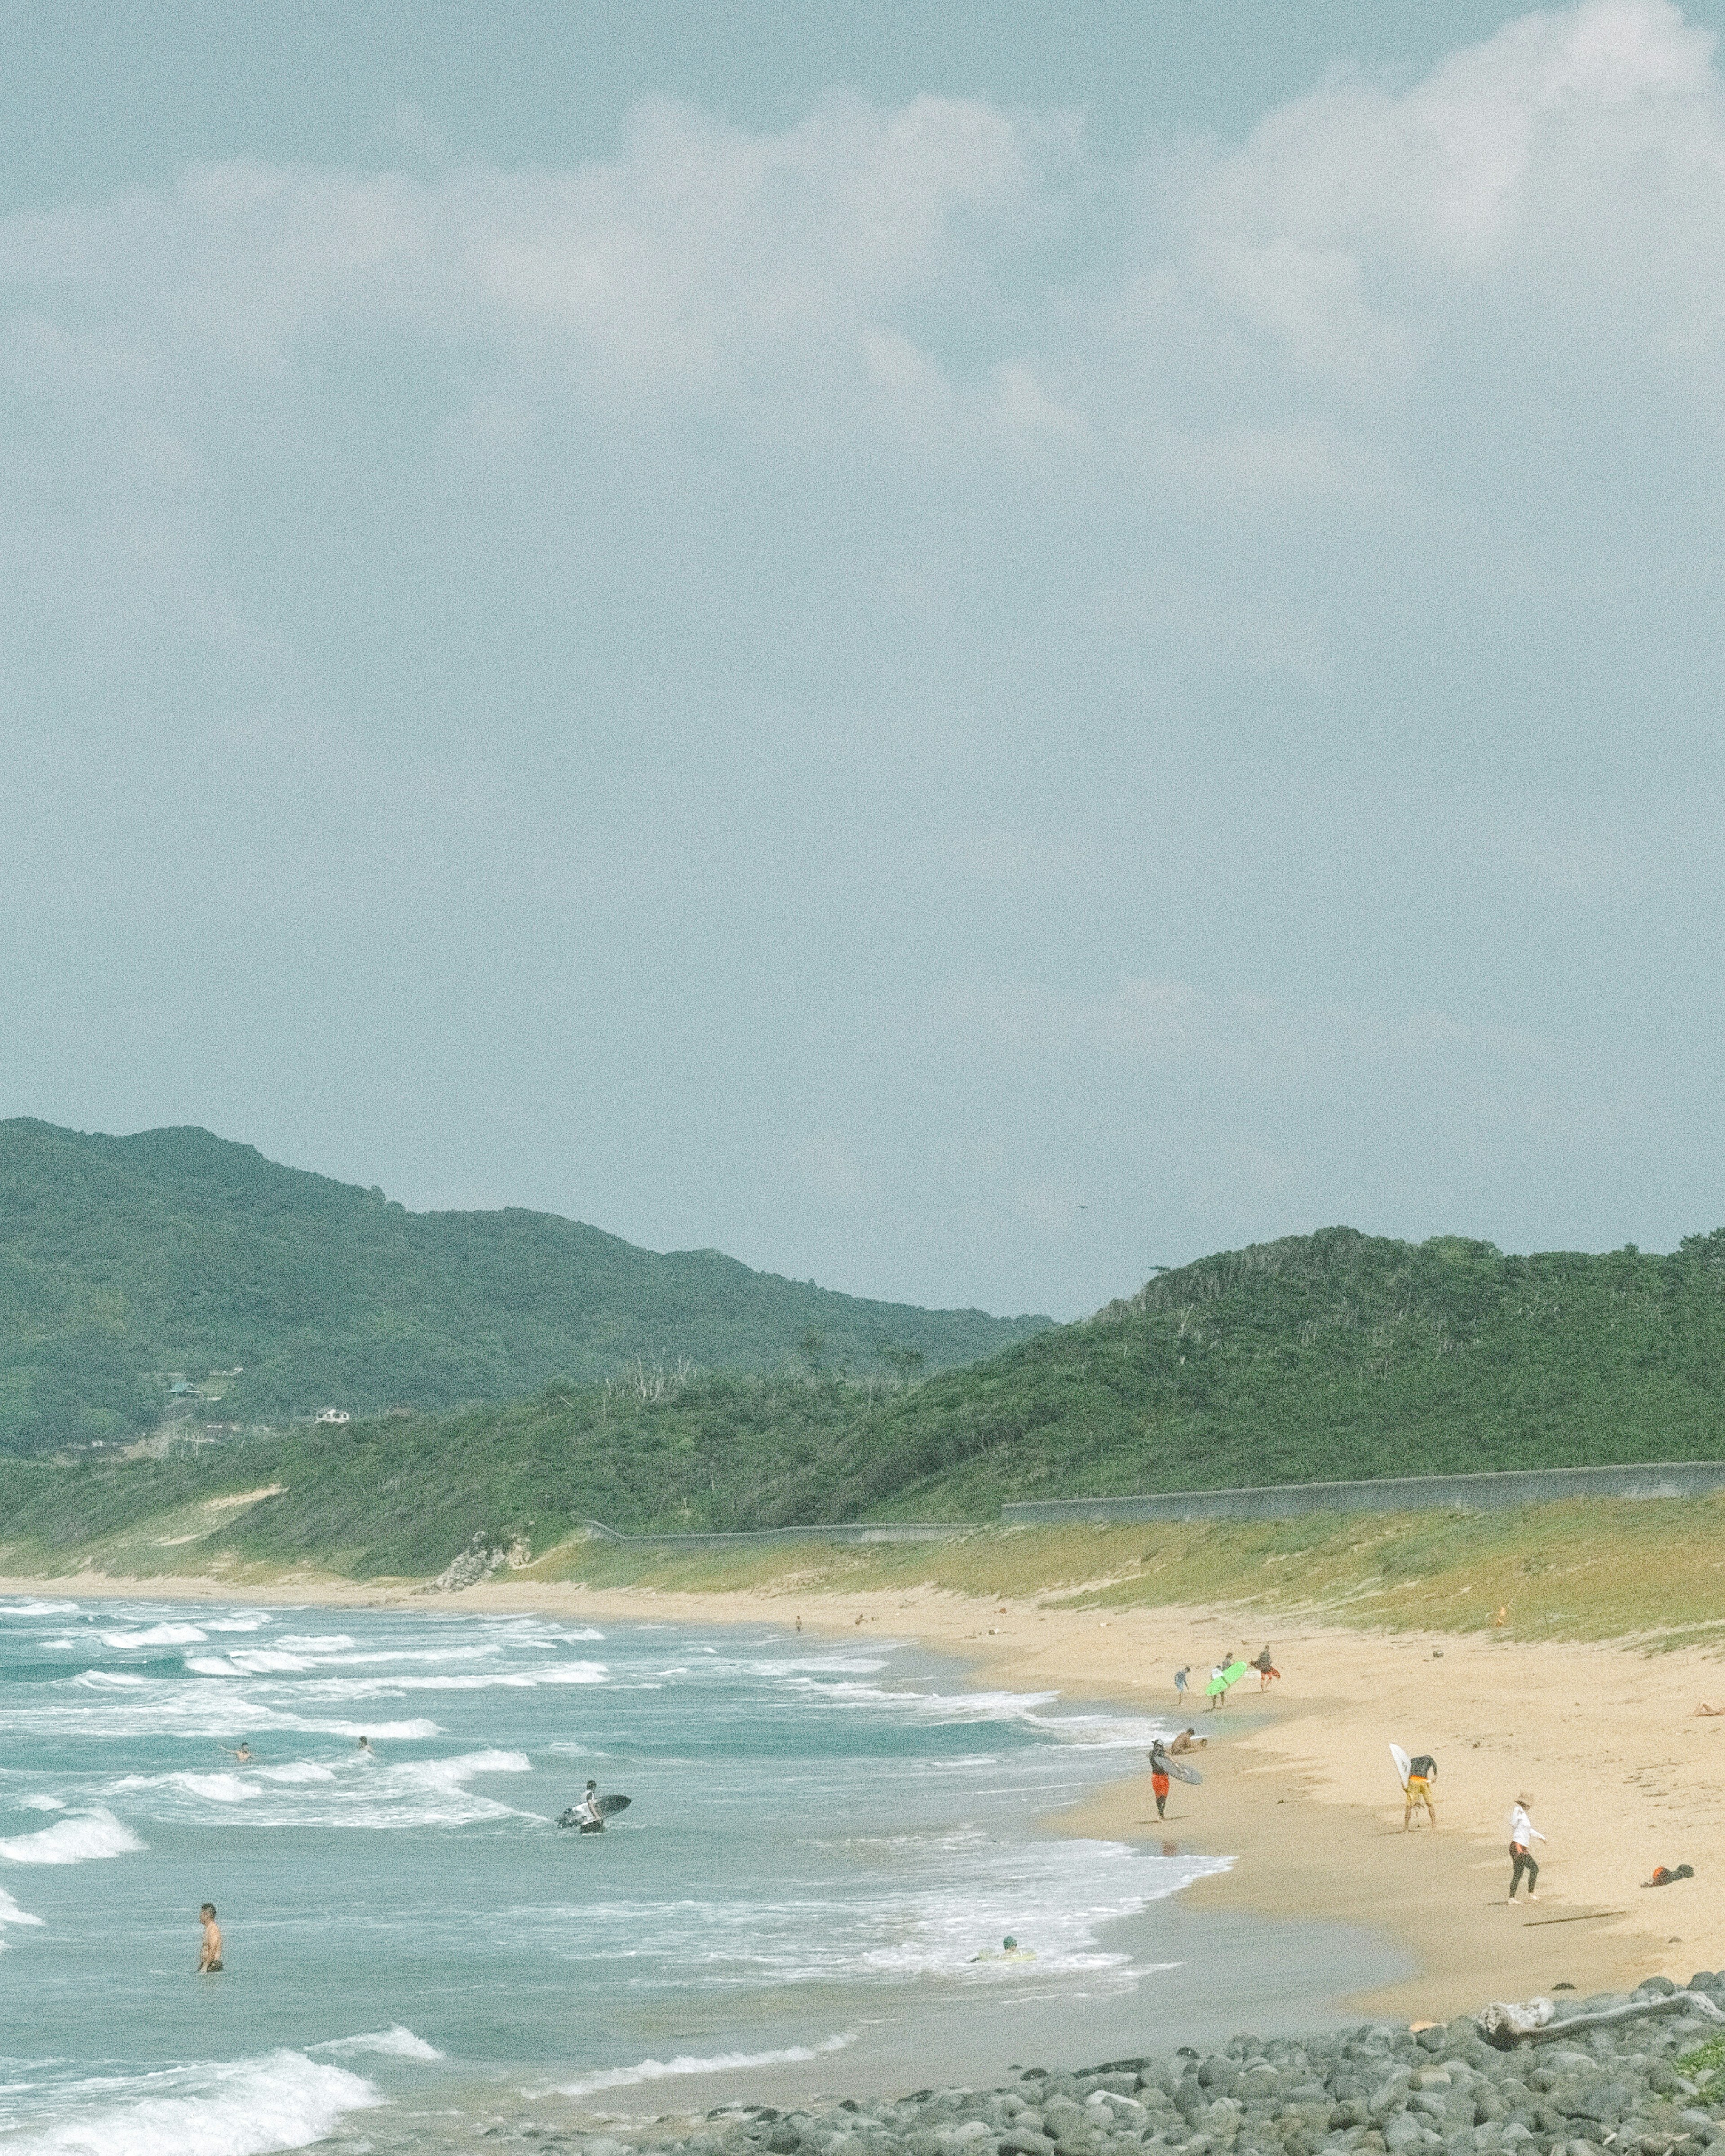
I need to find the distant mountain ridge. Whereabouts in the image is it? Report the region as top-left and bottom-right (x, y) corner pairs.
(8, 1221), (1725, 1577)
(0, 1118), (1050, 1452)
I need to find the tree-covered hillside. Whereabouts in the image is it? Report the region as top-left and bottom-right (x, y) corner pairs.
(8, 1225), (1725, 1578)
(0, 1119), (1048, 1452)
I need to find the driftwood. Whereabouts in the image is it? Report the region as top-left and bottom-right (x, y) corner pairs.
(1479, 1988), (1725, 2050)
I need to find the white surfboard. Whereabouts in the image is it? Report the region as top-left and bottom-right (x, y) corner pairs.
(1389, 1743), (1411, 1790)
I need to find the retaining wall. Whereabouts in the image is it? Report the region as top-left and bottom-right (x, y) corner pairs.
(577, 1519), (979, 1550)
(999, 1459), (1725, 1526)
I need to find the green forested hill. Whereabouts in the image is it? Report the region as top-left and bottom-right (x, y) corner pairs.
(0, 1119), (1048, 1451)
(7, 1224), (1725, 1579)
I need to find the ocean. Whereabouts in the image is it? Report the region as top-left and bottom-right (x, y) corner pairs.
(0, 1595), (1405, 2156)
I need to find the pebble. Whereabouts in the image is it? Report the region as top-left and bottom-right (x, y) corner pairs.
(519, 1980), (1725, 2156)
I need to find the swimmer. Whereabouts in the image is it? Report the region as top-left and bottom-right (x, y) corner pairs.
(197, 1902), (223, 1974)
(356, 1736), (374, 1757)
(220, 1742), (252, 1763)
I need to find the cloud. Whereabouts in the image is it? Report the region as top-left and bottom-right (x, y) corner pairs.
(8, 2), (1725, 1313)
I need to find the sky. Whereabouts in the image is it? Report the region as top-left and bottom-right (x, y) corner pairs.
(6, 0), (1725, 1320)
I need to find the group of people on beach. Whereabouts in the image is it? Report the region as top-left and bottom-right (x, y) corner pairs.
(1172, 1644), (1279, 1714)
(1398, 1750), (1548, 1899)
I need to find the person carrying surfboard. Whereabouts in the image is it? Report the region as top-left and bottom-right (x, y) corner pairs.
(575, 1780), (603, 1829)
(1149, 1742), (1172, 1819)
(1403, 1752), (1437, 1831)
(1206, 1657), (1248, 1710)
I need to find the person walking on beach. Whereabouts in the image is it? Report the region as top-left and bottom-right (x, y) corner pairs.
(1254, 1645), (1278, 1692)
(1174, 1667), (1190, 1707)
(1148, 1740), (1172, 1820)
(1206, 1665), (1225, 1710)
(1508, 1794), (1545, 1901)
(196, 1903), (223, 1973)
(1403, 1753), (1437, 1830)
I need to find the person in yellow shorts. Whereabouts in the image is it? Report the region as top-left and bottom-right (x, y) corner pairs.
(1404, 1753), (1438, 1830)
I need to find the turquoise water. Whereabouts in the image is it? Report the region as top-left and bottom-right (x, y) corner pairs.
(0, 1597), (1403, 2156)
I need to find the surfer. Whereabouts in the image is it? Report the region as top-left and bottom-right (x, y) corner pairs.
(1206, 1664), (1224, 1710)
(1403, 1753), (1437, 1830)
(196, 1902), (223, 1974)
(1508, 1794), (1545, 1901)
(1254, 1645), (1279, 1691)
(1149, 1739), (1172, 1820)
(575, 1780), (603, 1829)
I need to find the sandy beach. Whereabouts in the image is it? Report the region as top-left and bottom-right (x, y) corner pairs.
(6, 1564), (1722, 2027)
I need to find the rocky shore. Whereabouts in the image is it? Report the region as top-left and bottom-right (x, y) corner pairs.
(500, 1976), (1725, 2156)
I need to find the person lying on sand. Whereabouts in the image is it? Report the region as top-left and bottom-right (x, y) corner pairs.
(1169, 1728), (1206, 1754)
(1697, 1703), (1725, 1717)
(1643, 1863), (1695, 1886)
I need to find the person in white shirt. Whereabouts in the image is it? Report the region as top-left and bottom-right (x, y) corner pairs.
(1508, 1794), (1546, 1901)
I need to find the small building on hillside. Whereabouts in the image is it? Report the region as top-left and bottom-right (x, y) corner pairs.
(314, 1407), (351, 1425)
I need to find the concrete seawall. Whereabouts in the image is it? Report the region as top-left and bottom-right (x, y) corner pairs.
(578, 1518), (979, 1549)
(1000, 1459), (1725, 1526)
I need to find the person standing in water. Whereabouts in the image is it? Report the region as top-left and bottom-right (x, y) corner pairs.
(1508, 1794), (1545, 1900)
(356, 1736), (375, 1758)
(196, 1903), (223, 1973)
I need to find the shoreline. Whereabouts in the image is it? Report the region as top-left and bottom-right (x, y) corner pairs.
(4, 1567), (1721, 2028)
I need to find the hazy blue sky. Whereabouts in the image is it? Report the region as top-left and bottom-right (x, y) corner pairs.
(7, 0), (1725, 1318)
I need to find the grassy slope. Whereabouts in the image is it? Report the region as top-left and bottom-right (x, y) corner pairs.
(5, 1467), (1725, 1648)
(0, 1118), (1048, 1451)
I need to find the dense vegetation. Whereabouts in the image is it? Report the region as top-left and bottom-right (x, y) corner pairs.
(0, 1118), (1048, 1452)
(8, 1224), (1725, 1579)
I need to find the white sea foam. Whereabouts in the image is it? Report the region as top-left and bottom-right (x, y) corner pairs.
(557, 2033), (854, 2097)
(0, 1885), (45, 1943)
(20, 1795), (66, 1811)
(0, 1807), (143, 1865)
(99, 1625), (209, 1648)
(73, 1671), (151, 1689)
(203, 1615), (271, 1633)
(0, 2048), (381, 2156)
(106, 1748), (531, 1830)
(309, 2025), (444, 2060)
(0, 1600), (80, 1616)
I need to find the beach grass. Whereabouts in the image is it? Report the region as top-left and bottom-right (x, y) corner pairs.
(520, 1495), (1725, 1647)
